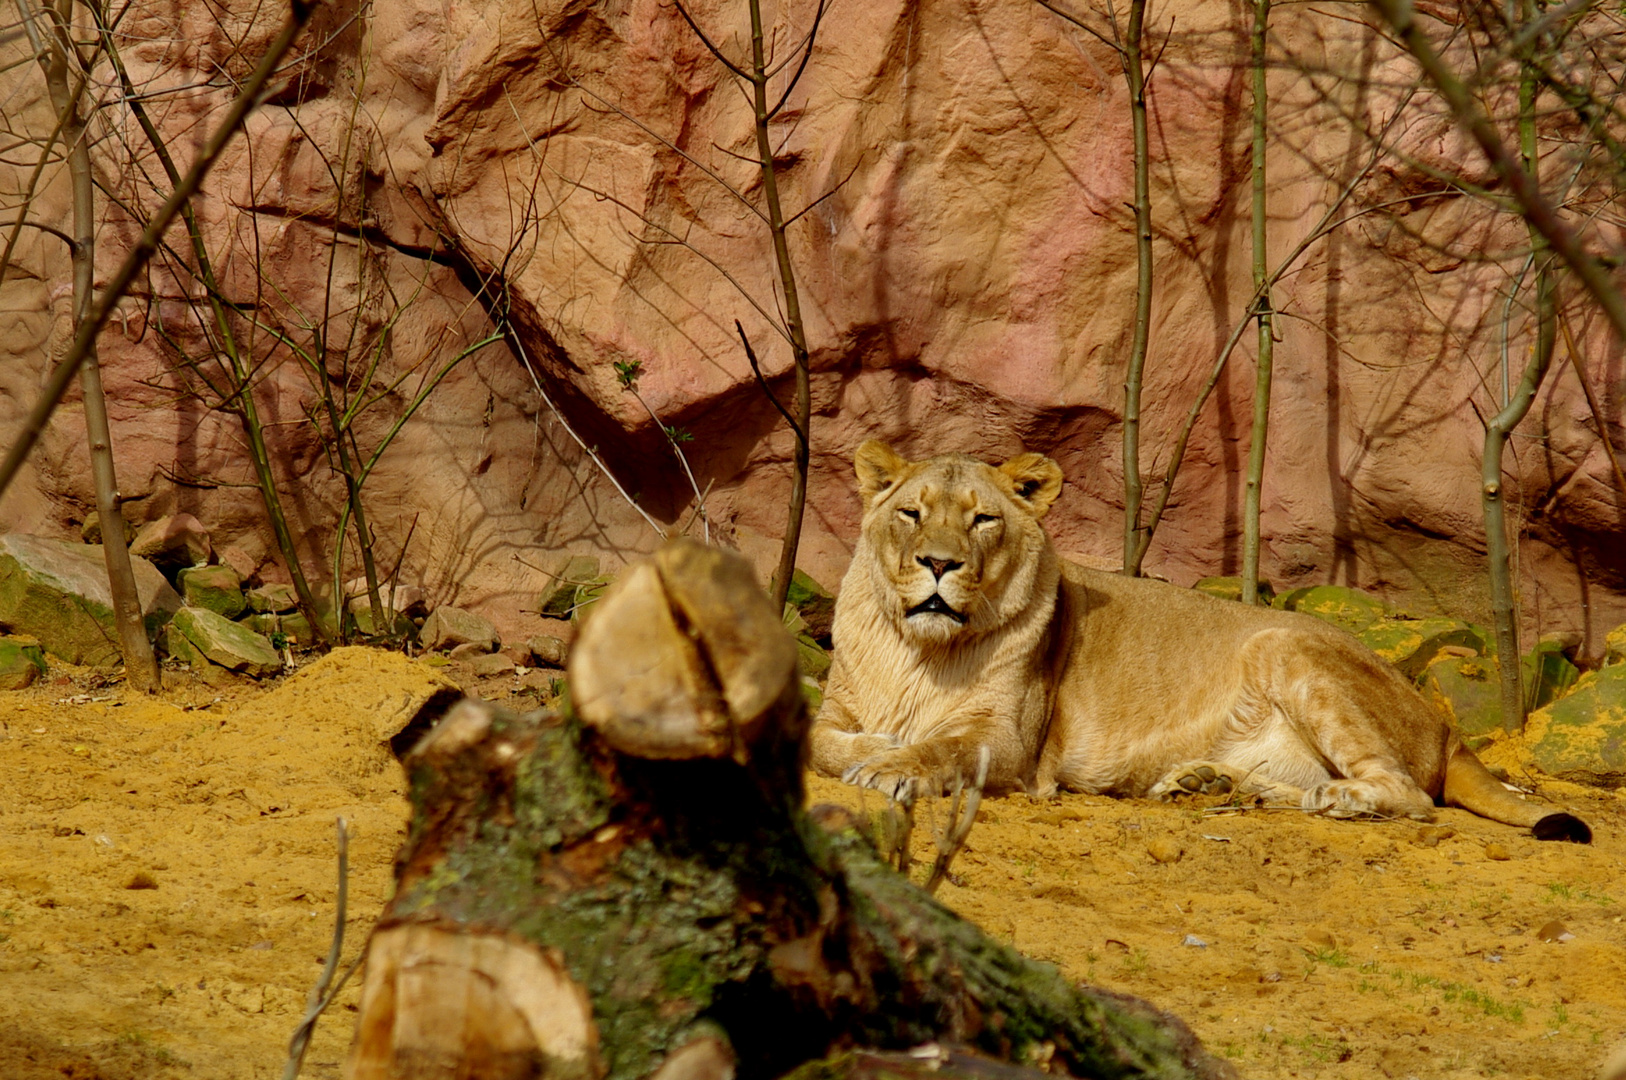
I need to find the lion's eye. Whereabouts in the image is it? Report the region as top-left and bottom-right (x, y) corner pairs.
(898, 507), (920, 522)
(973, 513), (999, 527)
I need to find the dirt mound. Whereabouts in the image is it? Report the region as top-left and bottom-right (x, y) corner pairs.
(0, 653), (1621, 1079)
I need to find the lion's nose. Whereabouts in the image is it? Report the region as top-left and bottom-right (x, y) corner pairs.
(917, 556), (963, 580)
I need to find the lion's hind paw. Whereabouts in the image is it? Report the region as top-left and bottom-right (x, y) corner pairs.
(1150, 761), (1303, 806)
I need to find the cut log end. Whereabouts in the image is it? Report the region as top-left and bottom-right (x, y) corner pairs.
(569, 538), (801, 766)
(347, 925), (600, 1080)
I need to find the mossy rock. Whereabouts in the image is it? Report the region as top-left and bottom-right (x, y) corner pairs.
(0, 634), (47, 690)
(177, 564), (246, 620)
(1421, 653), (1502, 747)
(540, 555), (601, 619)
(786, 569), (836, 642)
(1604, 622), (1626, 666)
(350, 604), (416, 640)
(1358, 618), (1487, 681)
(0, 534), (180, 666)
(1282, 585), (1387, 634)
(1521, 664), (1626, 787)
(163, 623), (236, 687)
(1421, 645), (1585, 747)
(796, 633), (831, 681)
(173, 606), (280, 678)
(246, 583), (298, 614)
(1192, 576), (1275, 605)
(1523, 639), (1580, 713)
(568, 574), (614, 627)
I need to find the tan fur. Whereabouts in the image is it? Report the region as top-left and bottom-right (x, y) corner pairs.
(810, 443), (1584, 837)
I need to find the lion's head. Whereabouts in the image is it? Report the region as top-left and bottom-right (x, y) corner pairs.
(850, 441), (1063, 646)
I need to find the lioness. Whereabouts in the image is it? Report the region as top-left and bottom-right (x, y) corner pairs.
(809, 441), (1590, 842)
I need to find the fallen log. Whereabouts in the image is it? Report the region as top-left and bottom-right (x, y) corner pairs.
(345, 540), (1236, 1080)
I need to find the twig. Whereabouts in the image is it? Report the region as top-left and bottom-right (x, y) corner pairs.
(283, 815), (349, 1080)
(924, 746), (990, 894)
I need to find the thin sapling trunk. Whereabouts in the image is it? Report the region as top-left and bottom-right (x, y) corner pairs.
(40, 0), (160, 689)
(1241, 0), (1274, 606)
(1122, 0), (1153, 577)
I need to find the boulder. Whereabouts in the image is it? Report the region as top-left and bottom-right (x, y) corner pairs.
(786, 568), (837, 642)
(539, 555), (601, 619)
(177, 564), (246, 619)
(1192, 576), (1275, 605)
(1358, 617), (1488, 681)
(422, 606), (499, 652)
(129, 514), (211, 571)
(1281, 585), (1388, 634)
(526, 634), (570, 668)
(172, 606), (281, 678)
(246, 583), (298, 614)
(0, 534), (181, 666)
(0, 634), (47, 690)
(1520, 664), (1626, 787)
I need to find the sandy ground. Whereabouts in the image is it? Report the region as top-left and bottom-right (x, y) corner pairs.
(1, 649), (1622, 1080)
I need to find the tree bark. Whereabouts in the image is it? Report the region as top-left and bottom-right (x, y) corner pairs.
(345, 541), (1234, 1080)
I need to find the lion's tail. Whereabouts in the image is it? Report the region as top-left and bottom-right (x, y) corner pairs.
(1442, 740), (1591, 843)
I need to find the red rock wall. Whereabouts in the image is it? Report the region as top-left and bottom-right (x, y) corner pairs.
(2, 0), (1622, 651)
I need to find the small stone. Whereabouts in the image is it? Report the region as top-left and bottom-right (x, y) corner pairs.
(129, 514), (211, 571)
(1415, 825), (1455, 847)
(527, 634), (570, 668)
(1182, 934), (1208, 948)
(177, 564), (246, 619)
(216, 543), (260, 584)
(1147, 838), (1184, 864)
(422, 606), (499, 652)
(466, 653), (515, 677)
(1483, 843), (1511, 861)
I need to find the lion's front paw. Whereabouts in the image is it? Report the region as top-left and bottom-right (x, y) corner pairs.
(842, 748), (938, 804)
(1303, 779), (1433, 821)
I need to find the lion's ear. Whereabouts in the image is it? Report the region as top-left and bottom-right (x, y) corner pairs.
(998, 453), (1063, 517)
(854, 440), (910, 508)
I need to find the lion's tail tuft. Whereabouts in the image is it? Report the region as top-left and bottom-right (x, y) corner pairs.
(1442, 741), (1591, 843)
